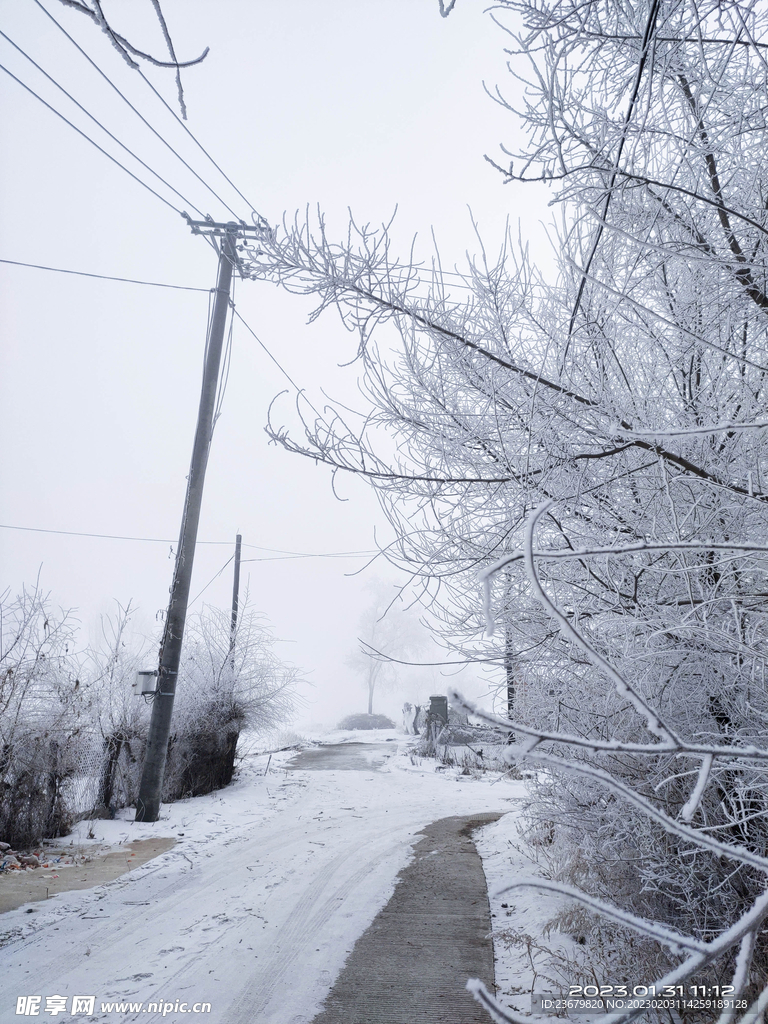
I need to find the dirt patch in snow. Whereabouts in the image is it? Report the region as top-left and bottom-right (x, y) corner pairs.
(0, 837), (175, 914)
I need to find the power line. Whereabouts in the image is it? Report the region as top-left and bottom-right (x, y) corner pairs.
(232, 309), (325, 421)
(213, 281), (236, 428)
(247, 546), (375, 558)
(189, 553), (235, 607)
(31, 0), (244, 223)
(0, 258), (209, 292)
(0, 523), (376, 557)
(242, 544), (375, 557)
(135, 65), (264, 221)
(240, 552), (374, 562)
(0, 31), (203, 217)
(0, 61), (184, 217)
(0, 523), (221, 544)
(1, 254), (477, 302)
(186, 547), (373, 610)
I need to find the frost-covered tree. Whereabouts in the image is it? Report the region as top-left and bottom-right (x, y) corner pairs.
(83, 601), (151, 814)
(347, 579), (430, 716)
(239, 0), (768, 1015)
(0, 586), (86, 846)
(163, 602), (300, 798)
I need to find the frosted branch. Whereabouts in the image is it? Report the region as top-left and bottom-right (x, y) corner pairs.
(503, 748), (768, 872)
(479, 539), (768, 580)
(493, 877), (707, 952)
(448, 691), (768, 761)
(470, 888), (768, 1024)
(680, 753), (714, 823)
(466, 980), (529, 1024)
(520, 501), (678, 744)
(717, 932), (757, 1024)
(740, 983), (768, 1024)
(617, 421), (768, 439)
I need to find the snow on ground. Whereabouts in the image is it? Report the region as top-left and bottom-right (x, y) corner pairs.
(0, 733), (503, 1023)
(0, 729), (570, 1024)
(309, 728), (402, 744)
(475, 812), (590, 1019)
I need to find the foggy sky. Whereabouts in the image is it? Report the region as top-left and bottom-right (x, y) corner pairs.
(0, 0), (552, 727)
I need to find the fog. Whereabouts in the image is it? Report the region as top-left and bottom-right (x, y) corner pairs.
(0, 0), (551, 730)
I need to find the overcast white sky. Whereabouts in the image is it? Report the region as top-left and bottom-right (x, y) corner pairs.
(0, 0), (553, 727)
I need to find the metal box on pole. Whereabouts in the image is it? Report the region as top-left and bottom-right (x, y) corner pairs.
(132, 670), (159, 696)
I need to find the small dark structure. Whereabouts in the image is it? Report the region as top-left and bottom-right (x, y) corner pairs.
(429, 694), (449, 726)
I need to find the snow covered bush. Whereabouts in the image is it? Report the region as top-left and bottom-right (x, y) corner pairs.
(337, 713), (395, 730)
(0, 587), (87, 847)
(463, 502), (768, 1018)
(84, 600), (300, 807)
(82, 602), (151, 816)
(1, 590), (301, 836)
(161, 603), (300, 799)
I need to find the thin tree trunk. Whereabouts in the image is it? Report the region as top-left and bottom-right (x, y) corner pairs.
(98, 733), (124, 813)
(505, 628), (515, 718)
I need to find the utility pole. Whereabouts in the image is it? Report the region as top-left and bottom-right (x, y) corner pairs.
(505, 627), (515, 717)
(503, 569), (516, 743)
(229, 532), (242, 668)
(135, 223), (242, 823)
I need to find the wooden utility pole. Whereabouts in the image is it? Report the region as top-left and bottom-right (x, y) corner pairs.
(135, 226), (239, 822)
(505, 627), (516, 717)
(503, 569), (517, 742)
(229, 532), (242, 668)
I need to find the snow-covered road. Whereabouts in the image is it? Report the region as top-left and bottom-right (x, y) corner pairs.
(0, 736), (522, 1024)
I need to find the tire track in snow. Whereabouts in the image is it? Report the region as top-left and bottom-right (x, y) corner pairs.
(112, 806), (412, 1023)
(0, 808), (314, 997)
(1, 756), (510, 1024)
(224, 825), (411, 1024)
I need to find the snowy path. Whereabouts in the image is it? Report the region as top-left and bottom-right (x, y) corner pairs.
(0, 739), (520, 1024)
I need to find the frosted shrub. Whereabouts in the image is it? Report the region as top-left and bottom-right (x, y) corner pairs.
(162, 604), (300, 800)
(0, 588), (85, 847)
(337, 713), (395, 730)
(82, 602), (150, 815)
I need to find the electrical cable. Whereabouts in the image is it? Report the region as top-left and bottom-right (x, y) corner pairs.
(134, 65), (264, 220)
(0, 257), (209, 292)
(0, 523), (225, 544)
(240, 552), (374, 562)
(31, 0), (245, 222)
(0, 256), (475, 299)
(0, 61), (184, 216)
(15, 9), (480, 291)
(0, 31), (204, 217)
(232, 309), (325, 421)
(0, 523), (376, 556)
(214, 305), (234, 425)
(213, 279), (236, 429)
(188, 553), (234, 607)
(200, 283), (215, 388)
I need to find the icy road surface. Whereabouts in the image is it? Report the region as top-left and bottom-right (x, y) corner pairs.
(0, 734), (521, 1024)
